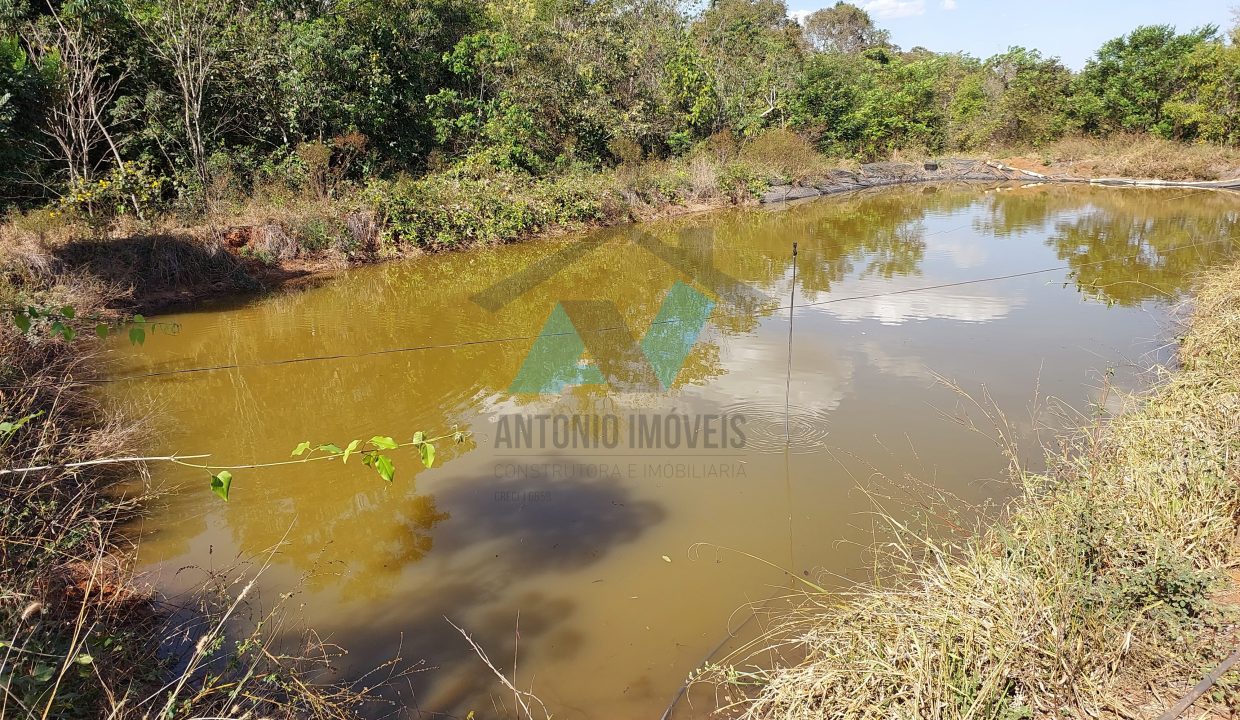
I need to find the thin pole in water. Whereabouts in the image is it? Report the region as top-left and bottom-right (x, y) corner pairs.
(785, 241), (798, 446)
(659, 241), (803, 720)
(784, 241), (798, 581)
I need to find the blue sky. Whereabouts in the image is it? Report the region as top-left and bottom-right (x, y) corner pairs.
(785, 0), (1235, 68)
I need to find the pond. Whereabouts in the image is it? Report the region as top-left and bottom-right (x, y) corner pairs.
(104, 184), (1239, 719)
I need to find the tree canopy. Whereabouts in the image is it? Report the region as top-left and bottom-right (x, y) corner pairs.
(1, 0), (1238, 210)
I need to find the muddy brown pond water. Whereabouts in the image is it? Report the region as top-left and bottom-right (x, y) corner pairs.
(105, 184), (1239, 718)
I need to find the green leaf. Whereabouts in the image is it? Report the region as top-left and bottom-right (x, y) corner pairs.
(291, 441), (311, 457)
(341, 439), (361, 464)
(0, 412), (40, 438)
(374, 454), (395, 482)
(411, 431), (426, 445)
(61, 325), (75, 342)
(74, 654), (93, 665)
(370, 435), (398, 450)
(210, 470), (233, 501)
(13, 313), (29, 333)
(419, 442), (436, 468)
(60, 306), (75, 319)
(95, 323), (109, 339)
(128, 326), (145, 346)
(132, 313), (145, 324)
(317, 443), (344, 455)
(32, 663), (54, 682)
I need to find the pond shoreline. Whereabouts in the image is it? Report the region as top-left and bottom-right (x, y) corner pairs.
(119, 157), (1240, 315)
(13, 153), (1235, 317)
(27, 159), (1043, 315)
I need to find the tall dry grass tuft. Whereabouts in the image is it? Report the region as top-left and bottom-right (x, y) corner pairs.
(714, 263), (1240, 719)
(737, 129), (836, 184)
(1031, 134), (1240, 181)
(687, 157), (721, 201)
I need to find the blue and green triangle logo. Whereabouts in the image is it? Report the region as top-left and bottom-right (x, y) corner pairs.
(511, 281), (715, 394)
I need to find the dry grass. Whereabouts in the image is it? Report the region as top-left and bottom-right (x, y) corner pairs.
(736, 129), (838, 184)
(0, 193), (371, 311)
(1011, 134), (1240, 181)
(712, 263), (1240, 719)
(0, 275), (153, 718)
(610, 129), (847, 211)
(686, 157), (723, 201)
(1, 227), (259, 313)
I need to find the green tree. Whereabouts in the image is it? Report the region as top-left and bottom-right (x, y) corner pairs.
(427, 28), (548, 171)
(792, 51), (947, 158)
(790, 52), (862, 147)
(1072, 24), (1217, 136)
(1163, 39), (1240, 144)
(426, 0), (690, 169)
(692, 0), (805, 136)
(993, 48), (1070, 143)
(663, 33), (718, 147)
(0, 34), (51, 207)
(801, 2), (888, 54)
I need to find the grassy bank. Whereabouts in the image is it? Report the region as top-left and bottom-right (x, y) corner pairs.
(2, 129), (841, 310)
(15, 130), (1239, 314)
(996, 133), (1240, 181)
(41, 127), (1202, 313)
(717, 265), (1240, 718)
(0, 277), (155, 716)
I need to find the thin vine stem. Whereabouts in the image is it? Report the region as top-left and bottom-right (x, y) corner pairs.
(0, 433), (461, 476)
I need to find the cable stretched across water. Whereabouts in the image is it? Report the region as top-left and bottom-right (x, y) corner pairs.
(4, 233), (1233, 390)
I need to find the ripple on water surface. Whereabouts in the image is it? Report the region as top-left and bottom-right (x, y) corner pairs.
(720, 399), (833, 454)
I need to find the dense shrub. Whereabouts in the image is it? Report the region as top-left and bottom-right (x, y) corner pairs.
(55, 162), (168, 225)
(369, 171), (616, 251)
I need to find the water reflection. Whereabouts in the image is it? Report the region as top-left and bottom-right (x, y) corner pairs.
(978, 186), (1240, 305)
(821, 279), (1020, 324)
(104, 184), (1237, 719)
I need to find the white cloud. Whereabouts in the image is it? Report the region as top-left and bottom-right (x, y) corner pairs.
(822, 290), (1016, 324)
(857, 341), (935, 382)
(813, 275), (1024, 325)
(789, 8), (812, 24)
(859, 0), (926, 18)
(942, 0), (957, 9)
(934, 237), (989, 270)
(828, 290), (1015, 324)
